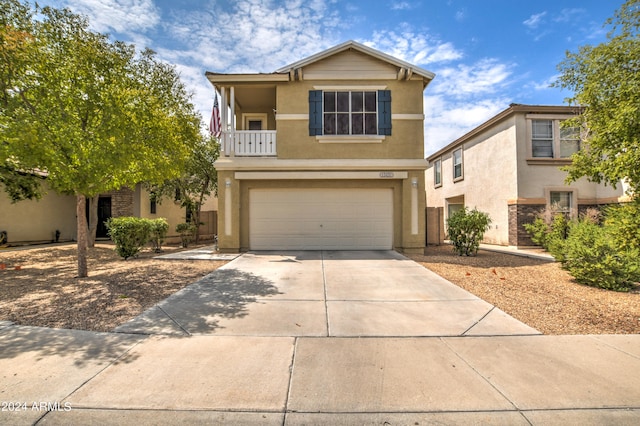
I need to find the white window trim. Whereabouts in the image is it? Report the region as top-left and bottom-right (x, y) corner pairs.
(433, 158), (442, 188)
(316, 135), (385, 143)
(452, 148), (464, 182)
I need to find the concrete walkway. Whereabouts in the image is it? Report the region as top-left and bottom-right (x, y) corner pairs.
(1, 250), (639, 425)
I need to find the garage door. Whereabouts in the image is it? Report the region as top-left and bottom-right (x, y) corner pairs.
(249, 188), (393, 250)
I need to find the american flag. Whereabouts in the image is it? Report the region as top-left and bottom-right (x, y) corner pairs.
(209, 93), (221, 138)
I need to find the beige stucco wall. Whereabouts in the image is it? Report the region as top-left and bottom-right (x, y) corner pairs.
(427, 109), (627, 247)
(134, 185), (188, 240)
(513, 114), (624, 203)
(0, 181), (76, 244)
(426, 116), (518, 246)
(275, 78), (425, 160)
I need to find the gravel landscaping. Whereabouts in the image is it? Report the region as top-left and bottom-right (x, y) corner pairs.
(410, 245), (640, 335)
(1, 243), (638, 334)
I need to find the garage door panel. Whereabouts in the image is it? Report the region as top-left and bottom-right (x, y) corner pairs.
(250, 188), (392, 250)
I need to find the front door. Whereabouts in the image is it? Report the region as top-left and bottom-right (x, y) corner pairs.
(96, 197), (112, 238)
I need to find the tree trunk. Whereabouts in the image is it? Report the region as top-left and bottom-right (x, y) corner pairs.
(87, 195), (99, 247)
(76, 195), (88, 278)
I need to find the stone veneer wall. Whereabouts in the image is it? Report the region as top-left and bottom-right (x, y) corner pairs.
(508, 203), (545, 247)
(509, 202), (618, 247)
(101, 188), (134, 217)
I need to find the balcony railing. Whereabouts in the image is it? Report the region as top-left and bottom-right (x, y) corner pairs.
(221, 131), (277, 157)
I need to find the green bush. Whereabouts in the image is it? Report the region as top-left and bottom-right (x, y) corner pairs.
(149, 218), (169, 253)
(604, 200), (640, 252)
(524, 217), (549, 248)
(546, 214), (570, 262)
(446, 207), (491, 256)
(524, 210), (570, 262)
(106, 217), (152, 260)
(176, 222), (197, 248)
(562, 219), (640, 292)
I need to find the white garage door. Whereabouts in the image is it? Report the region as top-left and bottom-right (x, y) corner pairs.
(250, 188), (393, 250)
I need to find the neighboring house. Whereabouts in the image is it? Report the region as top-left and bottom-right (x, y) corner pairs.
(425, 104), (629, 247)
(0, 183), (217, 245)
(206, 40), (434, 253)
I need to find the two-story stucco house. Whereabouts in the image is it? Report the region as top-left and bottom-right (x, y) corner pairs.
(207, 41), (434, 253)
(425, 104), (629, 247)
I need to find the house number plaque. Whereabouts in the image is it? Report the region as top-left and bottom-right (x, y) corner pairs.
(379, 172), (395, 178)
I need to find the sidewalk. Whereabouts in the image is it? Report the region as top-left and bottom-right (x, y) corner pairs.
(1, 250), (639, 425)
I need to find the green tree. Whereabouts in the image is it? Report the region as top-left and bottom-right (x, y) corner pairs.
(150, 135), (220, 244)
(0, 2), (200, 277)
(554, 0), (640, 193)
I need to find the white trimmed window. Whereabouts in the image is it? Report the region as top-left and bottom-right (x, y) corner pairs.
(434, 158), (442, 187)
(452, 148), (463, 181)
(546, 188), (577, 218)
(530, 118), (580, 159)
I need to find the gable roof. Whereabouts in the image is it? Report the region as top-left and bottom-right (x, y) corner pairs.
(426, 103), (584, 161)
(276, 40), (435, 87)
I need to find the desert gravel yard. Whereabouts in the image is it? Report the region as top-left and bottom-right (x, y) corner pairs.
(410, 245), (640, 335)
(0, 243), (638, 334)
(0, 244), (227, 332)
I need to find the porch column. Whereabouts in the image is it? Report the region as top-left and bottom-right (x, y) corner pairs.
(230, 86), (235, 157)
(219, 86), (227, 156)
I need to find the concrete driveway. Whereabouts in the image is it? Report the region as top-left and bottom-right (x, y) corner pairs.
(2, 250), (640, 425)
(114, 250), (539, 337)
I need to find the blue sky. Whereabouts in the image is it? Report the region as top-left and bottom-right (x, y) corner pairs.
(41, 0), (620, 155)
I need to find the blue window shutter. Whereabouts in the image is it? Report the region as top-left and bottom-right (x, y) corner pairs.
(378, 90), (391, 135)
(309, 90), (323, 136)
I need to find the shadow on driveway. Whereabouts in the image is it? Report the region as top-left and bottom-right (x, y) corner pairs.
(115, 268), (282, 335)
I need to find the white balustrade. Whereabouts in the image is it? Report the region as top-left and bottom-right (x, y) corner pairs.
(221, 131), (277, 157)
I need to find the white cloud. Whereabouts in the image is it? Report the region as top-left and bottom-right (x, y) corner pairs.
(390, 1), (414, 11)
(423, 96), (508, 155)
(523, 11), (547, 29)
(63, 0), (160, 34)
(363, 29), (463, 66)
(432, 58), (513, 97)
(530, 74), (559, 91)
(554, 8), (586, 23)
(164, 0), (342, 73)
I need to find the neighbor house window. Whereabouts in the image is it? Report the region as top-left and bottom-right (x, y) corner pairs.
(452, 148), (463, 181)
(532, 119), (554, 158)
(559, 126), (580, 158)
(550, 191), (573, 215)
(150, 199), (157, 214)
(530, 118), (580, 159)
(434, 158), (442, 187)
(309, 90), (391, 136)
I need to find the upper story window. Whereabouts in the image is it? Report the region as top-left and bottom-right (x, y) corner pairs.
(309, 89), (391, 137)
(530, 118), (580, 160)
(433, 158), (442, 188)
(323, 91), (377, 135)
(452, 148), (463, 181)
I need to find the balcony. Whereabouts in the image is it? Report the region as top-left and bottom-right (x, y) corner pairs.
(221, 130), (277, 157)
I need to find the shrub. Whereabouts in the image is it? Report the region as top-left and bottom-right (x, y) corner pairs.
(524, 217), (549, 248)
(446, 207), (491, 256)
(149, 218), (169, 253)
(546, 213), (570, 262)
(106, 217), (152, 260)
(604, 200), (640, 252)
(176, 222), (197, 248)
(562, 219), (640, 292)
(524, 208), (570, 262)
